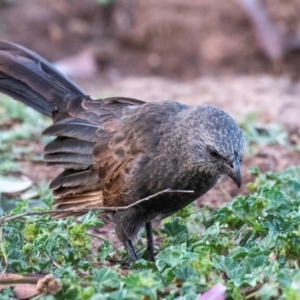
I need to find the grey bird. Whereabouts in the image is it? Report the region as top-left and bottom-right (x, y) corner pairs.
(0, 41), (245, 262)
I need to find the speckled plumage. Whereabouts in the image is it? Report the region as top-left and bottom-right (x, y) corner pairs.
(0, 41), (245, 261)
(111, 102), (245, 245)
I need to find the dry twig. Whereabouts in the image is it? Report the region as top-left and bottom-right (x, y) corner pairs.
(0, 189), (193, 225)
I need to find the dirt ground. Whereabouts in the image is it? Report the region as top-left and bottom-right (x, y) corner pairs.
(1, 0), (300, 208)
(1, 0), (300, 79)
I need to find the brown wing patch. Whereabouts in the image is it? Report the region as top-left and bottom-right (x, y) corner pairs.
(90, 97), (146, 208)
(93, 135), (131, 207)
(52, 190), (104, 218)
(48, 96), (145, 215)
(99, 159), (130, 207)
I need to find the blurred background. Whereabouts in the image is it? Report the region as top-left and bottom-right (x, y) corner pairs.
(1, 0), (300, 210)
(1, 0), (300, 78)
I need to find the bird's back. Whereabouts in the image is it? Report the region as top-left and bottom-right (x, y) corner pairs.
(47, 98), (191, 216)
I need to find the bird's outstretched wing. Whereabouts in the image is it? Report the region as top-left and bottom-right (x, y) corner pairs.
(44, 96), (145, 217)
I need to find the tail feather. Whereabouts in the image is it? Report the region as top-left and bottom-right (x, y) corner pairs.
(0, 41), (87, 116)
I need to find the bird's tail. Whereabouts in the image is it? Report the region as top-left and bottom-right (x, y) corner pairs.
(0, 41), (87, 117)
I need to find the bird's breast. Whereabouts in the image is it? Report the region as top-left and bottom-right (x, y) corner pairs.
(125, 163), (221, 221)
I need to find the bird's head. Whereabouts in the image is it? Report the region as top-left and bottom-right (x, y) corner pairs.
(186, 105), (245, 188)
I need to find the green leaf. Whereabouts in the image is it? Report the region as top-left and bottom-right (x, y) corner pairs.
(97, 241), (113, 261)
(161, 217), (187, 237)
(255, 283), (278, 300)
(93, 268), (120, 291)
(173, 266), (197, 281)
(132, 259), (158, 272)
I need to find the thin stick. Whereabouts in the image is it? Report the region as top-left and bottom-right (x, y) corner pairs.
(0, 189), (193, 225)
(0, 278), (38, 285)
(218, 182), (232, 201)
(87, 232), (120, 253)
(0, 277), (90, 287)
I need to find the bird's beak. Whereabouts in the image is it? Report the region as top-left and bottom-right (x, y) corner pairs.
(228, 156), (242, 188)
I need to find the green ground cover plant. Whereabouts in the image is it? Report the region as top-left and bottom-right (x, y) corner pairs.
(1, 167), (300, 299)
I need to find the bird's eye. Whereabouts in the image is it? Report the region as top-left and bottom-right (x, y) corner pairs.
(209, 149), (220, 158)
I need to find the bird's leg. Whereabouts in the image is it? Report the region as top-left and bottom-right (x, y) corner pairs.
(124, 239), (139, 262)
(145, 222), (155, 262)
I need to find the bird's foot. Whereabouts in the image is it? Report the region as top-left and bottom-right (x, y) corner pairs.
(124, 239), (139, 262)
(146, 222), (155, 262)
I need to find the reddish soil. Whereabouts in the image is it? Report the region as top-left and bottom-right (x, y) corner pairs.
(0, 0), (300, 79)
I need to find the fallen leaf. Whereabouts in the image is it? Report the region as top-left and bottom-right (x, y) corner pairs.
(198, 283), (226, 300)
(0, 177), (32, 194)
